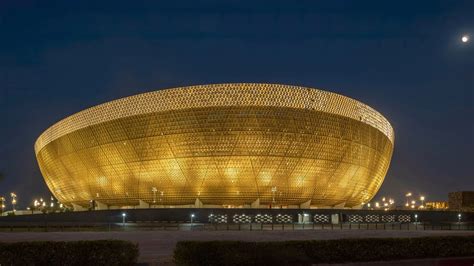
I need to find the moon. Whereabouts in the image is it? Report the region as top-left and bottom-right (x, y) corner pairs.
(462, 35), (469, 43)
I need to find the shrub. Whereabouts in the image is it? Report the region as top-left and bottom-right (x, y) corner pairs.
(174, 236), (474, 266)
(0, 240), (139, 265)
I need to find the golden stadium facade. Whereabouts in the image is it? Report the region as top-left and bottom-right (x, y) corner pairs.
(35, 84), (394, 209)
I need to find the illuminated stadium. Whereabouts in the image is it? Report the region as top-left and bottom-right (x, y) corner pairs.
(35, 83), (394, 209)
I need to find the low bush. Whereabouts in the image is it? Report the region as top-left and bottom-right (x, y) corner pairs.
(0, 240), (139, 265)
(174, 236), (474, 265)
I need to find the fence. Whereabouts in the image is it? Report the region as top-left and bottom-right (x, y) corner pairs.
(0, 208), (472, 232)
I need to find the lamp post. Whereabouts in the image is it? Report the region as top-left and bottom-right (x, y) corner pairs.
(152, 187), (158, 204)
(0, 197), (5, 215)
(122, 212), (127, 226)
(420, 196), (425, 207)
(271, 186), (277, 204)
(458, 213), (462, 223)
(190, 213), (195, 229)
(405, 192), (412, 207)
(10, 193), (17, 213)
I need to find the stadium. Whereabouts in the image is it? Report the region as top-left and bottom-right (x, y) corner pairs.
(35, 83), (394, 209)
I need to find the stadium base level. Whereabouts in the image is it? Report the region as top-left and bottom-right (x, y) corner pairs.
(0, 209), (471, 226)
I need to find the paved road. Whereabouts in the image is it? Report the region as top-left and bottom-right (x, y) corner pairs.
(1, 230), (473, 265)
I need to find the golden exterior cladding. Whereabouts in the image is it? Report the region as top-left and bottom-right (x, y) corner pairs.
(35, 84), (394, 208)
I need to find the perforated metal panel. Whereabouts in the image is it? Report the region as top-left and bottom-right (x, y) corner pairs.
(255, 214), (273, 223)
(35, 84), (394, 207)
(313, 214), (330, 223)
(348, 214), (364, 223)
(233, 214), (252, 223)
(381, 215), (395, 223)
(276, 214), (293, 223)
(209, 214), (227, 224)
(398, 215), (411, 223)
(365, 214), (380, 223)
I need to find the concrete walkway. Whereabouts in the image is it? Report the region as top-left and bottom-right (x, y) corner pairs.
(1, 230), (473, 265)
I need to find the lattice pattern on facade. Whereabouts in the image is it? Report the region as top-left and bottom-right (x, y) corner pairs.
(35, 84), (394, 208)
(255, 214), (273, 223)
(365, 215), (380, 223)
(233, 214), (252, 223)
(276, 214), (293, 223)
(381, 215), (395, 223)
(313, 214), (330, 223)
(35, 83), (394, 152)
(209, 214), (227, 224)
(348, 214), (364, 223)
(398, 215), (411, 223)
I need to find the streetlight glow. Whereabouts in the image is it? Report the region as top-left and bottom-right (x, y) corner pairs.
(271, 186), (277, 204)
(122, 212), (126, 225)
(190, 213), (195, 229)
(0, 197), (5, 214)
(152, 187), (158, 203)
(10, 193), (17, 212)
(462, 35), (469, 43)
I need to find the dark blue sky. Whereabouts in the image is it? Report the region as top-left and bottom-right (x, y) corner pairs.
(1, 0), (473, 207)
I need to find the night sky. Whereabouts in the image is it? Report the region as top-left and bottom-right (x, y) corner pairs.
(1, 1), (473, 208)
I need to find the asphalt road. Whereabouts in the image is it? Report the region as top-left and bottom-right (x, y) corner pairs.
(1, 229), (473, 265)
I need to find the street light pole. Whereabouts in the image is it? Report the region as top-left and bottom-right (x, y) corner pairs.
(0, 197), (5, 215)
(405, 192), (412, 208)
(10, 193), (17, 213)
(122, 212), (126, 226)
(420, 196), (425, 207)
(152, 187), (157, 205)
(271, 186), (277, 205)
(190, 213), (195, 230)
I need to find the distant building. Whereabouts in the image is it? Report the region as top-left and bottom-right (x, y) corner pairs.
(425, 201), (448, 210)
(448, 191), (474, 211)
